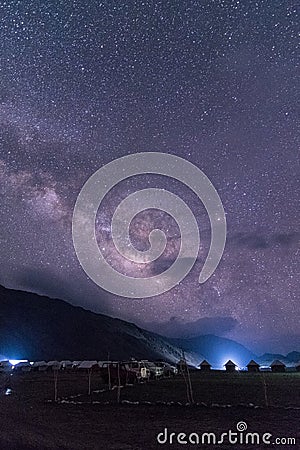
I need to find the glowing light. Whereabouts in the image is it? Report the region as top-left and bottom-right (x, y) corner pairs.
(219, 356), (239, 370)
(9, 359), (27, 366)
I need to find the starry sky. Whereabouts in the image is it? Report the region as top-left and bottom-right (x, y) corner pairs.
(0, 0), (299, 354)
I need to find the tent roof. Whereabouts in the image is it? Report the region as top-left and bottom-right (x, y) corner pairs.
(270, 359), (286, 366)
(78, 360), (98, 369)
(14, 361), (31, 367)
(247, 359), (260, 366)
(224, 360), (237, 366)
(199, 360), (211, 366)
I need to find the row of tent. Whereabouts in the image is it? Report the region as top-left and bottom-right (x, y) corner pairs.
(2, 358), (300, 374)
(2, 360), (173, 376)
(0, 360), (106, 372)
(197, 359), (300, 372)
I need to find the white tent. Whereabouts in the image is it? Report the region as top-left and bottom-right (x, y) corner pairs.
(77, 360), (98, 370)
(32, 361), (48, 371)
(14, 361), (31, 372)
(0, 360), (12, 372)
(77, 361), (99, 395)
(60, 360), (73, 369)
(47, 361), (61, 370)
(72, 360), (82, 368)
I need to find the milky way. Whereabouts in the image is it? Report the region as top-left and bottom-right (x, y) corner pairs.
(0, 1), (299, 353)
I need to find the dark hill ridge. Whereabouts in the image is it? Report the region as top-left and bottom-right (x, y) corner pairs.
(1, 285), (297, 368)
(0, 285), (189, 363)
(170, 334), (257, 368)
(257, 351), (300, 367)
(286, 351), (300, 362)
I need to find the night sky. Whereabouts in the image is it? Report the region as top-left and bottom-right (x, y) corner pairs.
(0, 1), (299, 354)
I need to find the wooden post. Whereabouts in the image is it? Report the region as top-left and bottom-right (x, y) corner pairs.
(181, 352), (190, 404)
(117, 362), (121, 404)
(186, 362), (194, 405)
(262, 373), (269, 407)
(88, 368), (92, 396)
(53, 369), (58, 402)
(181, 351), (194, 405)
(107, 353), (111, 390)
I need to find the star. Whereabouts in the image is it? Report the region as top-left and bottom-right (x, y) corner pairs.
(0, 0), (298, 354)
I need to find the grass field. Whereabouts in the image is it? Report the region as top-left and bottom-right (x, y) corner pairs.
(0, 370), (299, 449)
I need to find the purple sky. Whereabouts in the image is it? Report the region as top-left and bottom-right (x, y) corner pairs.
(0, 1), (299, 354)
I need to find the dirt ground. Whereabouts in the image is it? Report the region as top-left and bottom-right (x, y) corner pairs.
(0, 371), (299, 449)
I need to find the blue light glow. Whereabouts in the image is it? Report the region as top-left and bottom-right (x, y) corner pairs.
(9, 359), (27, 366)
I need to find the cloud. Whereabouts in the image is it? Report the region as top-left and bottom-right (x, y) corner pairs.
(14, 267), (78, 303)
(141, 316), (238, 338)
(230, 231), (300, 250)
(10, 266), (113, 314)
(271, 232), (300, 246)
(150, 256), (205, 277)
(150, 256), (178, 275)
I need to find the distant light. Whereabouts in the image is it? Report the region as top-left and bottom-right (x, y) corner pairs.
(9, 359), (27, 366)
(220, 356), (240, 370)
(5, 388), (12, 395)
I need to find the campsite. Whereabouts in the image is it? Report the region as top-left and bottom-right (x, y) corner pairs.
(1, 360), (299, 449)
